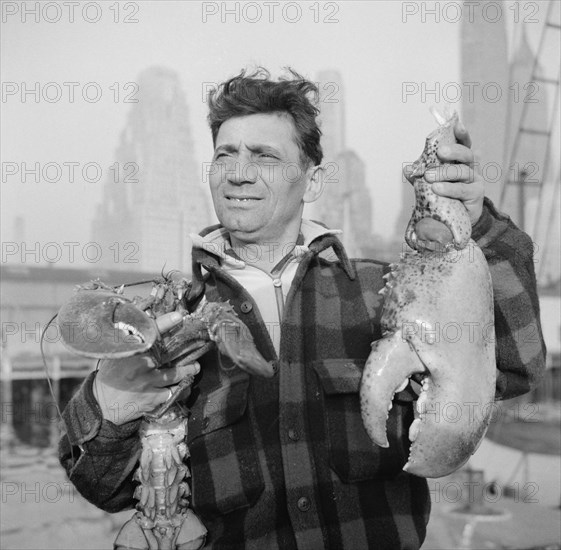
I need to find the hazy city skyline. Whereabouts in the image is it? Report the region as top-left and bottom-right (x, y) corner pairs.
(2, 1), (559, 275)
(1, 6), (559, 548)
(91, 66), (212, 272)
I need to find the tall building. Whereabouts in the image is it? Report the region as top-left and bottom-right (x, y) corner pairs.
(393, 1), (511, 245)
(334, 150), (372, 257)
(91, 66), (211, 273)
(395, 2), (513, 249)
(305, 70), (345, 223)
(461, 0), (509, 206)
(459, 3), (558, 285)
(307, 70), (373, 256)
(317, 70), (345, 163)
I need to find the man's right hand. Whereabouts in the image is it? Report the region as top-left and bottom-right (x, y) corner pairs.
(93, 356), (200, 425)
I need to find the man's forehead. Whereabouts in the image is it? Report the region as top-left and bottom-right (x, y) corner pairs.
(215, 112), (299, 150)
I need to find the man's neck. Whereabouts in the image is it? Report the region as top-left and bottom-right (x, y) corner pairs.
(230, 233), (299, 274)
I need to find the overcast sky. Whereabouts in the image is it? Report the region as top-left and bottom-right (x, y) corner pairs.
(1, 0), (552, 267)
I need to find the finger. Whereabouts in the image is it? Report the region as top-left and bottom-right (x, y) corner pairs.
(453, 119), (472, 148)
(155, 387), (173, 405)
(174, 361), (201, 378)
(155, 311), (184, 335)
(425, 164), (474, 184)
(173, 357), (202, 371)
(436, 143), (474, 166)
(153, 362), (200, 387)
(431, 181), (483, 202)
(98, 354), (157, 379)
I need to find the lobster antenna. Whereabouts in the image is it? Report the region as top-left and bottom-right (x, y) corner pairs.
(120, 279), (158, 288)
(40, 313), (74, 463)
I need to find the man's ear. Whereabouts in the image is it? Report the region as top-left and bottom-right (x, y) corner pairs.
(303, 165), (326, 203)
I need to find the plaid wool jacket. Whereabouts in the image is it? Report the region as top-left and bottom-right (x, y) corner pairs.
(59, 199), (546, 550)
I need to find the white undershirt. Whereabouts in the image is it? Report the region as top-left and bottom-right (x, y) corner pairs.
(190, 220), (342, 356)
(223, 257), (300, 354)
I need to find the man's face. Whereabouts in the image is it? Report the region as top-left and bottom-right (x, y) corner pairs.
(209, 113), (318, 245)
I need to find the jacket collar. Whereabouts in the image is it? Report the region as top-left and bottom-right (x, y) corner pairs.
(187, 220), (356, 302)
(190, 219), (344, 269)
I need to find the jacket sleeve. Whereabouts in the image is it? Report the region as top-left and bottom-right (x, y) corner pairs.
(58, 371), (142, 512)
(472, 197), (547, 400)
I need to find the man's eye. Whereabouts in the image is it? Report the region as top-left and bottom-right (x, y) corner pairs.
(260, 153), (278, 160)
(214, 153), (228, 160)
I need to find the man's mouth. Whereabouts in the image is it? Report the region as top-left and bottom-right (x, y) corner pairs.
(225, 196), (262, 202)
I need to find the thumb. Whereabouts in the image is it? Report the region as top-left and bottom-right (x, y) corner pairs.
(403, 164), (415, 185)
(155, 311), (184, 335)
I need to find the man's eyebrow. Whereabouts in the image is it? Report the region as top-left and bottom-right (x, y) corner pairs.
(247, 144), (283, 156)
(214, 143), (284, 157)
(214, 144), (238, 153)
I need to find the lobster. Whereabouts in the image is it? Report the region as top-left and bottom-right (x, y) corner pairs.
(57, 274), (274, 549)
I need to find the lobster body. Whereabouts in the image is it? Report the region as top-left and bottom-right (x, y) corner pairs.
(57, 274), (273, 549)
(114, 411), (206, 550)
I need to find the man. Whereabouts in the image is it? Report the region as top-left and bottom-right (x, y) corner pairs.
(60, 68), (546, 549)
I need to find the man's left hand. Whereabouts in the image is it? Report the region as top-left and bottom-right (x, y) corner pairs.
(406, 120), (485, 226)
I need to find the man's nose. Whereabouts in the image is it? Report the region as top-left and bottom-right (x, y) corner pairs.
(226, 157), (259, 185)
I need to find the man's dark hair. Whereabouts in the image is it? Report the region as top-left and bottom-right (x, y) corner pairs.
(207, 67), (323, 166)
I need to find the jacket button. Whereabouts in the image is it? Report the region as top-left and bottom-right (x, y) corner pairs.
(240, 301), (253, 313)
(288, 429), (299, 441)
(297, 497), (311, 512)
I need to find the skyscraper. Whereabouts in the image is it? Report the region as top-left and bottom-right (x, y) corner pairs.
(317, 70), (345, 163)
(394, 1), (510, 248)
(91, 66), (211, 273)
(334, 150), (372, 257)
(305, 70), (346, 223)
(308, 70), (373, 256)
(461, 0), (509, 206)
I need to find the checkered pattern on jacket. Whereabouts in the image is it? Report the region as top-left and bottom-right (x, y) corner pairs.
(59, 199), (545, 550)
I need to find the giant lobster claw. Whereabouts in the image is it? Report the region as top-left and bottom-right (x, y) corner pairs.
(360, 108), (496, 478)
(57, 288), (159, 359)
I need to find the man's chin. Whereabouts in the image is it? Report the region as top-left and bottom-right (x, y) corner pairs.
(217, 217), (257, 237)
(227, 226), (263, 243)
